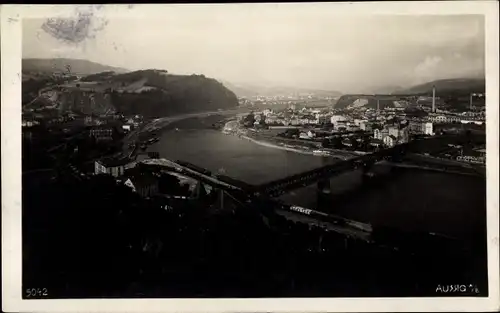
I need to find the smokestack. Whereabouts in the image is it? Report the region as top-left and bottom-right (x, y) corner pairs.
(377, 99), (380, 112)
(432, 85), (436, 112)
(470, 93), (473, 111)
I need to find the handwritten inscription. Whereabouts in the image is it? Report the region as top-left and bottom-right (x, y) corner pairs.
(435, 284), (479, 294)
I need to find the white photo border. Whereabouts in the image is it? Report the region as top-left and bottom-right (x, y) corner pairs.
(2, 2), (499, 312)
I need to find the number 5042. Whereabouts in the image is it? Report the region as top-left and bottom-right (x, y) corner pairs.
(26, 288), (48, 297)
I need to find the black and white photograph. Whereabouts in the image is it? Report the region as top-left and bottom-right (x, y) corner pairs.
(2, 2), (499, 312)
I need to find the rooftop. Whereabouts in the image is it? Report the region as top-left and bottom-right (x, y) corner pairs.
(97, 156), (131, 167)
(125, 167), (158, 187)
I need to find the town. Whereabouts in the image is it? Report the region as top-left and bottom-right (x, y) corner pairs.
(227, 86), (485, 164)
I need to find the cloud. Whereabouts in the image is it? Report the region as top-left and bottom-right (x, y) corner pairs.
(414, 56), (443, 78)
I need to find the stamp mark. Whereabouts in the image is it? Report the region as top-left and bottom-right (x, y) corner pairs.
(41, 6), (108, 45)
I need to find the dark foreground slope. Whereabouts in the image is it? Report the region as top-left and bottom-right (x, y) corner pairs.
(23, 171), (487, 298)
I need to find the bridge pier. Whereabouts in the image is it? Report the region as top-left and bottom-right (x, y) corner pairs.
(214, 189), (225, 211)
(361, 160), (376, 181)
(316, 178), (333, 212)
(317, 178), (332, 195)
(192, 181), (209, 199)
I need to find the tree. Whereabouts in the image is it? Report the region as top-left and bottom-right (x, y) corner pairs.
(243, 113), (256, 127)
(158, 173), (182, 195)
(331, 136), (343, 149)
(259, 114), (266, 125)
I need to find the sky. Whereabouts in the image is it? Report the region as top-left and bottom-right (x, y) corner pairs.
(22, 8), (485, 93)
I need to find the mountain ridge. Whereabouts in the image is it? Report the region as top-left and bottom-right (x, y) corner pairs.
(22, 58), (129, 75)
(393, 78), (485, 95)
(334, 77), (485, 110)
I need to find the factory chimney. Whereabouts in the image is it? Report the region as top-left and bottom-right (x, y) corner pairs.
(377, 99), (380, 112)
(470, 93), (473, 111)
(432, 85), (436, 113)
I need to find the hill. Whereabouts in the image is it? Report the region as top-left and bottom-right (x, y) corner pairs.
(334, 95), (406, 110)
(22, 58), (128, 75)
(25, 69), (239, 118)
(334, 78), (486, 110)
(395, 78), (485, 96)
(104, 70), (239, 117)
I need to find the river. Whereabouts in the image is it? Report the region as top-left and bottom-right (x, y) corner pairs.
(148, 119), (486, 242)
(149, 128), (333, 184)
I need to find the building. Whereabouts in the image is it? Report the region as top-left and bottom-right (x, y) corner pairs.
(373, 128), (389, 140)
(299, 132), (310, 139)
(346, 124), (360, 132)
(388, 126), (399, 139)
(408, 121), (434, 135)
(456, 155), (485, 164)
(124, 173), (159, 198)
(307, 130), (316, 138)
(397, 127), (409, 144)
(342, 138), (353, 147)
(474, 148), (486, 158)
(331, 115), (347, 125)
(262, 109), (274, 117)
(316, 115), (330, 125)
(334, 121), (348, 131)
(424, 122), (434, 135)
(84, 115), (94, 126)
(370, 139), (383, 148)
(383, 135), (397, 147)
(89, 125), (115, 142)
(22, 120), (37, 127)
(94, 157), (131, 177)
(428, 114), (461, 124)
(359, 121), (372, 132)
(408, 121), (423, 134)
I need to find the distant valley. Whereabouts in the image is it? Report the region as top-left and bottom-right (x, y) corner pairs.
(221, 80), (342, 98)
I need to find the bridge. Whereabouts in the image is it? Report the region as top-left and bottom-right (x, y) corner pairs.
(140, 157), (379, 240)
(142, 159), (243, 190)
(253, 143), (409, 197)
(138, 143), (410, 206)
(136, 140), (471, 242)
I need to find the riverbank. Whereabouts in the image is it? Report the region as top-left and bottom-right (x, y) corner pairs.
(222, 120), (357, 160)
(239, 134), (320, 156)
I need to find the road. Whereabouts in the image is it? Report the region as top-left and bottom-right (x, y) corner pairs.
(141, 158), (242, 191)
